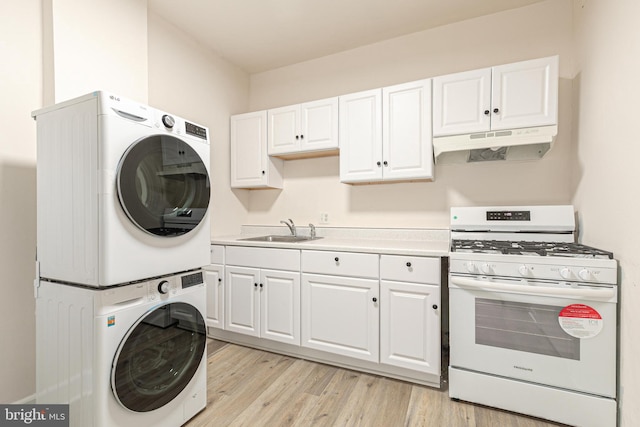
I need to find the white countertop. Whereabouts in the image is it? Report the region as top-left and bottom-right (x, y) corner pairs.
(211, 225), (450, 257)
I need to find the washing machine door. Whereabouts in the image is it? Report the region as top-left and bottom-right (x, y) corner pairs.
(117, 134), (210, 237)
(111, 302), (206, 412)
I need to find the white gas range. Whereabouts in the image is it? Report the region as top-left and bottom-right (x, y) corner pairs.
(447, 205), (618, 427)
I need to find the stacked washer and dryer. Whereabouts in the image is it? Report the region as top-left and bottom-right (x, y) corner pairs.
(32, 91), (211, 427)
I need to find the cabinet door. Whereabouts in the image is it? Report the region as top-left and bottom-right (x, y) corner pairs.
(382, 79), (434, 181)
(230, 111), (283, 189)
(260, 269), (301, 345)
(300, 97), (339, 153)
(432, 68), (491, 136)
(301, 274), (379, 362)
(268, 105), (299, 155)
(225, 266), (260, 337)
(491, 55), (559, 131)
(204, 265), (224, 330)
(380, 280), (440, 374)
(339, 89), (383, 183)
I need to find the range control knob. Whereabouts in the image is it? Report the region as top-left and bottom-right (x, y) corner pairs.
(559, 267), (572, 280)
(466, 262), (477, 273)
(518, 265), (530, 277)
(158, 280), (170, 294)
(578, 269), (592, 281)
(480, 263), (492, 274)
(162, 114), (175, 128)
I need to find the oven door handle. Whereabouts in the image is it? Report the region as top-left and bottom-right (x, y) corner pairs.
(450, 276), (617, 300)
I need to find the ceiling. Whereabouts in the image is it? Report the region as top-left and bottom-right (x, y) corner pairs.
(148, 0), (546, 74)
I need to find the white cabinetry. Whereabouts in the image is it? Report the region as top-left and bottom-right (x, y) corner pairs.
(301, 250), (379, 362)
(379, 255), (441, 374)
(204, 245), (225, 330)
(340, 79), (433, 183)
(230, 111), (283, 189)
(432, 55), (559, 136)
(268, 97), (339, 158)
(224, 247), (300, 345)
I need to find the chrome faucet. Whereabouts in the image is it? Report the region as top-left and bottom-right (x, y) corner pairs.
(309, 223), (316, 239)
(280, 218), (296, 236)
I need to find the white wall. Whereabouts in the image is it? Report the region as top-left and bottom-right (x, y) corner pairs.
(0, 0), (41, 403)
(246, 0), (575, 229)
(47, 0), (148, 103)
(571, 1), (640, 425)
(147, 12), (251, 236)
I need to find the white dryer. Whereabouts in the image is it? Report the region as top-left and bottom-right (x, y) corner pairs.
(36, 270), (208, 427)
(32, 91), (211, 287)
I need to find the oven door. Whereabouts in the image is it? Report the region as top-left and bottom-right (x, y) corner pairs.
(449, 274), (617, 398)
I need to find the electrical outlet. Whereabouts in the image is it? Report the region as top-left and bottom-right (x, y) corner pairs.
(319, 212), (329, 224)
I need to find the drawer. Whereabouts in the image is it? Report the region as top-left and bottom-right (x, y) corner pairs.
(380, 255), (440, 285)
(225, 246), (300, 271)
(302, 250), (378, 279)
(210, 245), (225, 265)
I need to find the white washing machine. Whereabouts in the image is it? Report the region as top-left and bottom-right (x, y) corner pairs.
(32, 91), (211, 287)
(36, 270), (208, 427)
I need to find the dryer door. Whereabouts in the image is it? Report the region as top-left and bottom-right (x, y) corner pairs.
(117, 134), (210, 237)
(111, 302), (206, 412)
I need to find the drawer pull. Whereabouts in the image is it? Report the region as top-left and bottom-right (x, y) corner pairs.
(254, 283), (258, 287)
(372, 297), (378, 303)
(334, 257), (339, 262)
(432, 304), (438, 310)
(260, 283), (263, 288)
(406, 262), (412, 267)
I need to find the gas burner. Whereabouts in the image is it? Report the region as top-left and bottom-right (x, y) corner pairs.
(451, 239), (613, 259)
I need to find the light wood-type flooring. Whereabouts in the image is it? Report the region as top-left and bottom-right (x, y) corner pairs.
(186, 340), (565, 427)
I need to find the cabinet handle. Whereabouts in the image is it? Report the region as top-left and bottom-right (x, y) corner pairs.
(296, 135), (299, 140)
(334, 257), (339, 262)
(432, 304), (438, 310)
(261, 170), (265, 175)
(218, 278), (222, 282)
(300, 135), (304, 139)
(484, 110), (490, 115)
(259, 283), (263, 288)
(376, 161), (381, 167)
(406, 262), (412, 267)
(372, 297), (378, 303)
(493, 108), (500, 114)
(254, 283), (258, 287)
(383, 161), (388, 166)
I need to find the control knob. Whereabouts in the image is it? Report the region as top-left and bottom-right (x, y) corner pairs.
(559, 267), (572, 280)
(466, 262), (477, 273)
(578, 269), (592, 281)
(162, 114), (175, 129)
(480, 263), (492, 275)
(518, 265), (530, 277)
(158, 280), (170, 294)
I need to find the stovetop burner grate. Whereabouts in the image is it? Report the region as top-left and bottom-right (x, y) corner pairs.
(451, 239), (614, 259)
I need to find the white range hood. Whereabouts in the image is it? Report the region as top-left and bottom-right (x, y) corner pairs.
(433, 125), (557, 163)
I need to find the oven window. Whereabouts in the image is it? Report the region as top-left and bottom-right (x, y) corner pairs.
(475, 298), (580, 360)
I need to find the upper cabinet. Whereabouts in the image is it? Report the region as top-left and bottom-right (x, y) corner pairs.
(268, 97), (339, 158)
(340, 79), (433, 184)
(230, 111), (283, 189)
(432, 55), (559, 137)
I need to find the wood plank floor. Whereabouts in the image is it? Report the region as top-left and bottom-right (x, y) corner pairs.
(186, 340), (565, 427)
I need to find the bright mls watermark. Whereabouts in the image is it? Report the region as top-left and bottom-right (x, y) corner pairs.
(0, 405), (68, 426)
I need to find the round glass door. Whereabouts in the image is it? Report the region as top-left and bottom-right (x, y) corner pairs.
(117, 135), (210, 237)
(111, 302), (206, 412)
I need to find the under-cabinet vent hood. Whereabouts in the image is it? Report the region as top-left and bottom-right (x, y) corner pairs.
(433, 125), (557, 164)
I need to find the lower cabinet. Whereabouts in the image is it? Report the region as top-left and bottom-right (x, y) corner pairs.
(204, 265), (224, 329)
(209, 245), (443, 387)
(380, 280), (440, 374)
(225, 265), (301, 346)
(301, 273), (379, 362)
